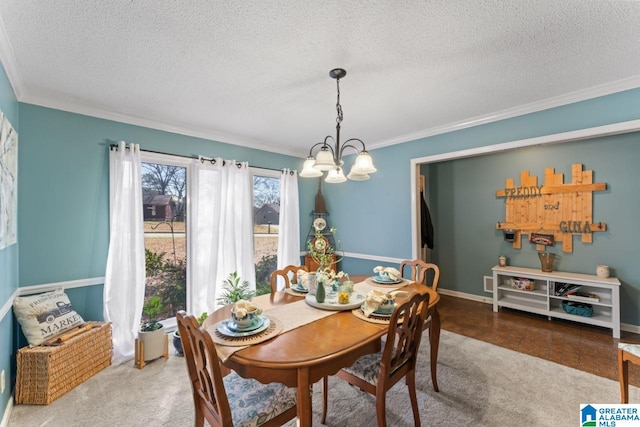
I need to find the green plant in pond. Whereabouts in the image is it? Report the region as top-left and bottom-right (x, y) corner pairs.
(140, 295), (165, 332)
(217, 272), (255, 305)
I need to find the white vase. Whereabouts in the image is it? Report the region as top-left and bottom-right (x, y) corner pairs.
(596, 265), (610, 278)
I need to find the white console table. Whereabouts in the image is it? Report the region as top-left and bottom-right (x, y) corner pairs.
(492, 265), (620, 338)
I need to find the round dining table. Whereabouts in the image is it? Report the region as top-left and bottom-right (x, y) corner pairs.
(203, 278), (440, 426)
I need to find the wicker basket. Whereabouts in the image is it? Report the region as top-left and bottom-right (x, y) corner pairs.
(15, 322), (112, 405)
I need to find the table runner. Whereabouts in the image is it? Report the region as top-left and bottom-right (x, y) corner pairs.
(211, 298), (339, 361)
(211, 277), (409, 361)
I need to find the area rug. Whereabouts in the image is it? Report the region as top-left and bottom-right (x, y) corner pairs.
(9, 330), (636, 426)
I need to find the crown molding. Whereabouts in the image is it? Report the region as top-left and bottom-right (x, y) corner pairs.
(369, 75), (640, 151)
(19, 93), (300, 157)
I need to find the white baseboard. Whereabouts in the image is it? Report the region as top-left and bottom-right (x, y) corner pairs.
(1, 394), (13, 427)
(441, 287), (640, 336)
(438, 288), (493, 304)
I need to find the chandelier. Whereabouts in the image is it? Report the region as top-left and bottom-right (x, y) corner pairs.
(299, 68), (377, 183)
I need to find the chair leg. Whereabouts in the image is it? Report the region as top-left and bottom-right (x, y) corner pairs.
(321, 376), (328, 424)
(194, 405), (204, 427)
(406, 370), (421, 427)
(619, 348), (630, 404)
(375, 387), (387, 427)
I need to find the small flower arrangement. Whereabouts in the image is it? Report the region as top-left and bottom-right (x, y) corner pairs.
(317, 269), (349, 291)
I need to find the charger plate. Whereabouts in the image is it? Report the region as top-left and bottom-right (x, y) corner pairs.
(352, 308), (402, 325)
(371, 275), (403, 284)
(365, 277), (408, 287)
(285, 288), (308, 297)
(209, 316), (283, 347)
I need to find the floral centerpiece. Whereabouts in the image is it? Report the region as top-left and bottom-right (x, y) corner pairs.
(317, 269), (349, 291)
(307, 227), (343, 272)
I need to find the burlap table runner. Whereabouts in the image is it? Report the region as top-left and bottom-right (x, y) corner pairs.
(210, 299), (338, 362)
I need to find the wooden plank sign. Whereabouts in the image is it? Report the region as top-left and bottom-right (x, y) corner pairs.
(495, 164), (606, 253)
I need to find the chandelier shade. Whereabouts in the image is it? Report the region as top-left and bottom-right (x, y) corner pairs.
(325, 167), (347, 183)
(346, 169), (371, 181)
(313, 148), (336, 171)
(299, 68), (376, 183)
(300, 157), (323, 177)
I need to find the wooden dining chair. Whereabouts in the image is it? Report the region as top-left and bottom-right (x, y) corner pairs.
(269, 265), (308, 294)
(618, 343), (640, 403)
(399, 259), (440, 291)
(321, 292), (431, 427)
(176, 311), (297, 427)
(400, 260), (439, 333)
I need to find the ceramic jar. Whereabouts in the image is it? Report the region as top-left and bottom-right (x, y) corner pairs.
(596, 265), (610, 278)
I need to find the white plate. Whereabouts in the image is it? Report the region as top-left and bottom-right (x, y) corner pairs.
(372, 275), (403, 285)
(305, 292), (366, 311)
(226, 315), (265, 332)
(360, 304), (393, 318)
(217, 317), (271, 337)
(292, 284), (308, 293)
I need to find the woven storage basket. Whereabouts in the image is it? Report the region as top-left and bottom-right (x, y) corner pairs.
(15, 321), (112, 405)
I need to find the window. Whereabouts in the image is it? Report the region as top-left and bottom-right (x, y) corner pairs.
(251, 170), (281, 295)
(140, 154), (189, 324)
(136, 153), (281, 323)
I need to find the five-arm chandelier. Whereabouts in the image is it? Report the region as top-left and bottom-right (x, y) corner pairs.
(299, 68), (376, 183)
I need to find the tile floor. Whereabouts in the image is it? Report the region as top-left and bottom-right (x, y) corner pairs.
(437, 294), (640, 388)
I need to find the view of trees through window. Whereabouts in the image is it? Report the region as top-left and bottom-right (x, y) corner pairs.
(140, 164), (282, 322)
(141, 162), (187, 323)
(253, 175), (280, 296)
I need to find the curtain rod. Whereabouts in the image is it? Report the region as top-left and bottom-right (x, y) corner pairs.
(109, 143), (293, 174)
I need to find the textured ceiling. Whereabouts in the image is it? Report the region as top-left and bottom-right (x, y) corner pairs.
(1, 1), (640, 157)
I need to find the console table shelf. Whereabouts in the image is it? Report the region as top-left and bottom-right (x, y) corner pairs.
(492, 265), (620, 338)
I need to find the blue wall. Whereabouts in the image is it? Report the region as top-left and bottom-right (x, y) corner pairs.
(3, 58), (640, 421)
(426, 134), (640, 324)
(331, 89), (640, 327)
(17, 104), (306, 287)
(0, 60), (19, 421)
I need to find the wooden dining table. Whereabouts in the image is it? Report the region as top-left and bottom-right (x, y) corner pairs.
(203, 278), (441, 426)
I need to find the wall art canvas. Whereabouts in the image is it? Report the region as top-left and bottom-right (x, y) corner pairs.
(0, 110), (18, 249)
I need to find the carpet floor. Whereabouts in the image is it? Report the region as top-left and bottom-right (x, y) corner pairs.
(9, 330), (638, 426)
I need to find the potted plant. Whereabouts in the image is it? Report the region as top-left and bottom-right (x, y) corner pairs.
(138, 295), (166, 363)
(172, 312), (207, 356)
(217, 271), (255, 306)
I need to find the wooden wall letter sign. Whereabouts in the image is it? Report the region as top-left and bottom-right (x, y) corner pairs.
(495, 164), (607, 253)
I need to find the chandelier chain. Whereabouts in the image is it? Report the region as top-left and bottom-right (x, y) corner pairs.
(335, 78), (343, 125)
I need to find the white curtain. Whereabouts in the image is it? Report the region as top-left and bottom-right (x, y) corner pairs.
(103, 141), (145, 365)
(276, 169), (301, 290)
(189, 158), (255, 316)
